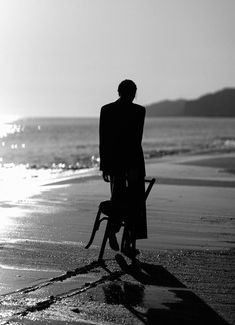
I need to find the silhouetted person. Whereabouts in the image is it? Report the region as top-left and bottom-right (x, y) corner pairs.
(99, 79), (146, 254)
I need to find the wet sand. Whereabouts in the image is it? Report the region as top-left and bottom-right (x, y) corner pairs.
(0, 247), (234, 324)
(0, 153), (235, 324)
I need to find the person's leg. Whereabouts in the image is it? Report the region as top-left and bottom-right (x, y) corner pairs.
(123, 168), (146, 256)
(108, 174), (127, 250)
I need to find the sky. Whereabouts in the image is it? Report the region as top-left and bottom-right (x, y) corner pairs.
(0, 0), (234, 117)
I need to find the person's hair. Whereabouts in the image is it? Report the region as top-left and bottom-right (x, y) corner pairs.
(118, 79), (137, 99)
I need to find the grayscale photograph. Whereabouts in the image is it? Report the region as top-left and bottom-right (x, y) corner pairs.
(0, 1), (234, 324)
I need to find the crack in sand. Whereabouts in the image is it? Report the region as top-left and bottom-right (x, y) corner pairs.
(0, 263), (124, 325)
(0, 261), (100, 298)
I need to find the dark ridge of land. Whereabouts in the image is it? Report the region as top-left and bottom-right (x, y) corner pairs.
(146, 88), (235, 117)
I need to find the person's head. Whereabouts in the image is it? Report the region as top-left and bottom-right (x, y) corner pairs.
(118, 79), (137, 102)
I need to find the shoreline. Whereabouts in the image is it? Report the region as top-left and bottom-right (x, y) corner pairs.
(43, 151), (235, 186)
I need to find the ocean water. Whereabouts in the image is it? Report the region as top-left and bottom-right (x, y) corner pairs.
(0, 117), (235, 184)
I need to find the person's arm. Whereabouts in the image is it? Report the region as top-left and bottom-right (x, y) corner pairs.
(99, 107), (111, 182)
(102, 172), (110, 182)
(140, 106), (146, 142)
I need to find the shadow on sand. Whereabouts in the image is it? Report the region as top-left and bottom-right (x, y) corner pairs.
(1, 256), (229, 325)
(101, 254), (229, 325)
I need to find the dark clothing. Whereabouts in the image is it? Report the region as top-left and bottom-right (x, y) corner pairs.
(109, 173), (147, 239)
(99, 99), (145, 176)
(99, 99), (147, 239)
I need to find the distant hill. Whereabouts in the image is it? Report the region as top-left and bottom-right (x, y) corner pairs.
(146, 88), (235, 117)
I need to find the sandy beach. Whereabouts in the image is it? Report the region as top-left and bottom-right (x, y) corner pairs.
(0, 153), (234, 324)
(1, 0), (235, 322)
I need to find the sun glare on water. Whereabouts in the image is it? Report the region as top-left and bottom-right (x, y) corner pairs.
(0, 115), (21, 138)
(0, 115), (43, 234)
(0, 115), (20, 123)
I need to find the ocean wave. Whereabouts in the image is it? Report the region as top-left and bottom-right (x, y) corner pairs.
(0, 155), (100, 173)
(144, 148), (191, 159)
(214, 137), (235, 148)
(1, 140), (235, 184)
(143, 137), (235, 160)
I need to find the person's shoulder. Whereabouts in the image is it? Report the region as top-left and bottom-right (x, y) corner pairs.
(101, 101), (117, 111)
(132, 103), (146, 114)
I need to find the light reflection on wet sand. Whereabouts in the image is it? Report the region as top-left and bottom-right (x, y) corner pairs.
(0, 207), (16, 234)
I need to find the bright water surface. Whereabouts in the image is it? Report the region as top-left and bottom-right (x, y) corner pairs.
(1, 117), (235, 182)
